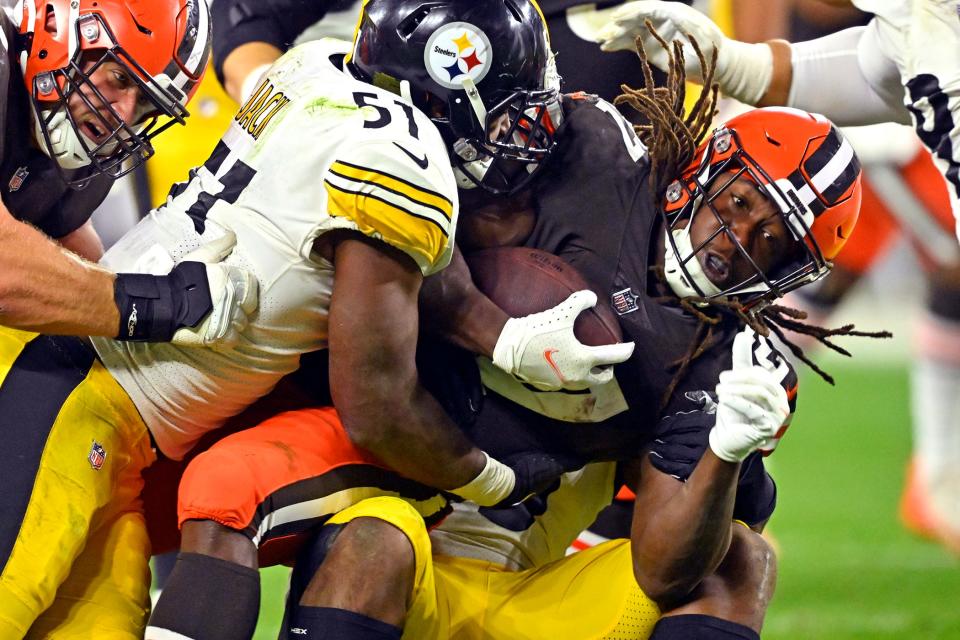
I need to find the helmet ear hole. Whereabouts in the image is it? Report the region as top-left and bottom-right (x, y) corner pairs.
(397, 6), (433, 38)
(43, 4), (56, 35)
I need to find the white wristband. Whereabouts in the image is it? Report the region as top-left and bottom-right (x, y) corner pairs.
(450, 452), (516, 507)
(715, 40), (773, 106)
(491, 317), (521, 374)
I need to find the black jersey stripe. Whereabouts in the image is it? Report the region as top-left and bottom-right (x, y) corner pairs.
(907, 74), (960, 199)
(327, 166), (452, 219)
(0, 336), (96, 575)
(333, 159), (453, 208)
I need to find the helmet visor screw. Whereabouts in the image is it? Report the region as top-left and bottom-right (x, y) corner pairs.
(665, 180), (682, 203)
(36, 72), (55, 95)
(80, 17), (100, 42)
(714, 130), (732, 153)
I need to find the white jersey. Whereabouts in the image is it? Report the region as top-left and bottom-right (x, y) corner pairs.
(430, 462), (617, 570)
(92, 39), (458, 459)
(790, 1), (960, 240)
(860, 0), (960, 240)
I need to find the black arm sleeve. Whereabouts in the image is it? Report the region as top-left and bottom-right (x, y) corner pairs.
(648, 407), (777, 527)
(211, 0), (350, 83)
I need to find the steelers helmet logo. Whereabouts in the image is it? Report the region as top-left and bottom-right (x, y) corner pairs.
(424, 22), (493, 90)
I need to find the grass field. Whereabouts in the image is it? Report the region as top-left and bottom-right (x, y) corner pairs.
(250, 360), (960, 639)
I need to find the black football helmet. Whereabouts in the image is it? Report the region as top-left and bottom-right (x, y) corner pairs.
(348, 0), (559, 195)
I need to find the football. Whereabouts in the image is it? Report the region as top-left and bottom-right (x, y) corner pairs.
(464, 246), (623, 346)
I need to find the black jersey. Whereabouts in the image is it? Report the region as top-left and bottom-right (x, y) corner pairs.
(462, 95), (743, 459)
(0, 15), (110, 239)
(435, 96), (787, 525)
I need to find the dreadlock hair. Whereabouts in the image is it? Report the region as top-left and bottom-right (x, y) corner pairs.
(613, 20), (718, 200)
(616, 24), (892, 414)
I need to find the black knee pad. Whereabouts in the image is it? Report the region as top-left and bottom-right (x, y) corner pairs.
(650, 614), (760, 639)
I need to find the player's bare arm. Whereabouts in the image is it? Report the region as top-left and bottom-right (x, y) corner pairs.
(0, 200), (256, 345)
(656, 522), (777, 632)
(0, 199), (119, 336)
(627, 450), (741, 609)
(419, 245), (511, 357)
(327, 230), (488, 490)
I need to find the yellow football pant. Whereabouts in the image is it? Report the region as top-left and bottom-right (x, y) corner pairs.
(328, 497), (661, 639)
(0, 328), (155, 639)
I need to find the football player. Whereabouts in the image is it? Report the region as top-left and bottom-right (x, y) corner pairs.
(107, 2), (634, 639)
(269, 37), (866, 640)
(0, 0), (257, 346)
(0, 0), (634, 636)
(598, 0), (959, 240)
(598, 0), (960, 552)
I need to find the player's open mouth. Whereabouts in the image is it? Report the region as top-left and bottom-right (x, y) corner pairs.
(702, 252), (730, 285)
(82, 120), (107, 143)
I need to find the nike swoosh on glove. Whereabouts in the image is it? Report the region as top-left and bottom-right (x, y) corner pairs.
(492, 290), (634, 391)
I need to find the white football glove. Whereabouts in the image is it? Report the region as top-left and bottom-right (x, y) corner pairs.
(492, 290), (635, 391)
(170, 231), (259, 350)
(709, 327), (790, 463)
(596, 0), (773, 105)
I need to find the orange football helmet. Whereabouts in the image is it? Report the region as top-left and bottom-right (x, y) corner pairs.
(15, 0), (211, 186)
(661, 107), (862, 307)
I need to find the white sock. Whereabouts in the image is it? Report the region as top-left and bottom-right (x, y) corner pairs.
(912, 313), (960, 527)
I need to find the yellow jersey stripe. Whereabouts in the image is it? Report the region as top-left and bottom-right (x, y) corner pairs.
(325, 181), (448, 268)
(327, 166), (452, 221)
(331, 160), (453, 219)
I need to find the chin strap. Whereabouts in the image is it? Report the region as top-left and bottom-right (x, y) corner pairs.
(459, 76), (488, 126)
(399, 79), (413, 104)
(663, 227), (723, 299)
(32, 107), (94, 170)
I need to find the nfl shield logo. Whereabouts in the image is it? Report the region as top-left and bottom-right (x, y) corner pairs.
(88, 441), (107, 470)
(8, 166), (29, 192)
(611, 288), (639, 315)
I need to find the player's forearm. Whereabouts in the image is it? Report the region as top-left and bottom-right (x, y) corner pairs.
(331, 357), (486, 490)
(631, 452), (740, 608)
(334, 381), (485, 489)
(0, 212), (119, 336)
(420, 247), (507, 358)
(221, 42), (283, 103)
(329, 235), (489, 489)
(756, 40), (793, 107)
(781, 26), (910, 126)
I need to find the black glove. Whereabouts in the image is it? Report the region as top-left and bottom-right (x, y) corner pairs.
(648, 390), (716, 480)
(417, 339), (484, 428)
(495, 451), (568, 508)
(113, 262), (213, 342)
